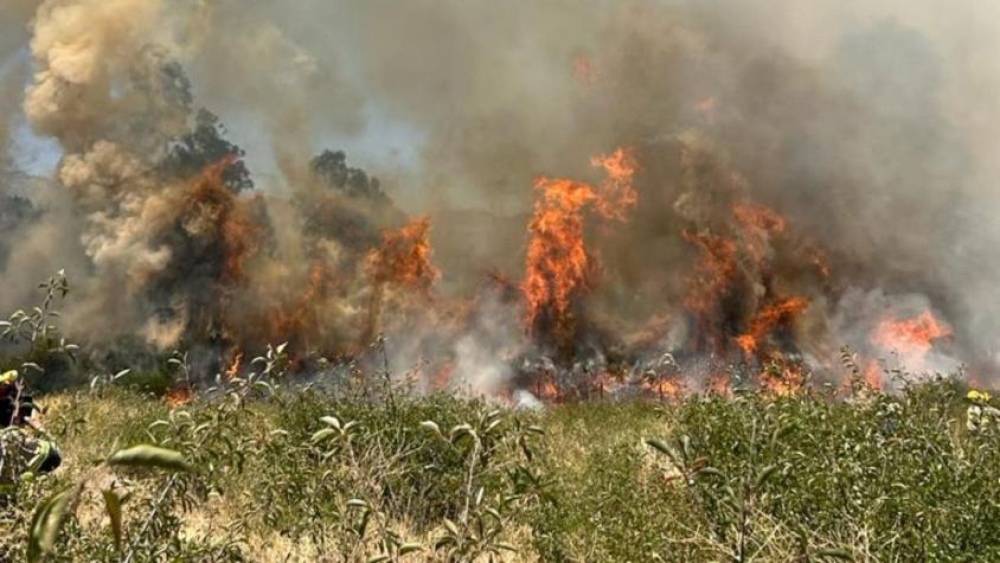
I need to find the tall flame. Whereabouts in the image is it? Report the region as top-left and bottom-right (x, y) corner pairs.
(364, 217), (441, 343)
(184, 154), (262, 286)
(522, 148), (637, 345)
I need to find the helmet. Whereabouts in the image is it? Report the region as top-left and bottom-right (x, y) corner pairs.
(967, 389), (992, 404)
(0, 370), (18, 386)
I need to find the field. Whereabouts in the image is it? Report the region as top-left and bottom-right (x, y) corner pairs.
(2, 361), (996, 562)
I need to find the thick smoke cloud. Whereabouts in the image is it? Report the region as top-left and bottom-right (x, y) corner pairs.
(1, 0), (998, 387)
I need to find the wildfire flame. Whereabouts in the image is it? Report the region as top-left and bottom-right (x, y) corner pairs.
(874, 310), (952, 351)
(522, 148), (637, 346)
(863, 362), (884, 390)
(225, 351), (243, 381)
(185, 154), (262, 286)
(260, 259), (333, 357)
(367, 217), (440, 291)
(364, 217), (441, 343)
(871, 310), (953, 372)
(682, 229), (738, 353)
(166, 385), (192, 408)
(736, 296), (810, 356)
(640, 377), (685, 401)
(732, 202), (786, 264)
(759, 361), (806, 396)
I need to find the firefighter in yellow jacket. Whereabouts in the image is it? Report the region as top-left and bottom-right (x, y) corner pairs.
(966, 389), (1000, 433)
(0, 370), (62, 484)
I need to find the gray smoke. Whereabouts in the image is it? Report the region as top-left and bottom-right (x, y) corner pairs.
(0, 0), (997, 385)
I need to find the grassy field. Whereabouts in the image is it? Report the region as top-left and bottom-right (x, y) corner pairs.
(1, 365), (997, 562)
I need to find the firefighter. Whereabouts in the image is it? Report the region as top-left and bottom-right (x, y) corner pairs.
(966, 389), (1000, 433)
(0, 370), (62, 485)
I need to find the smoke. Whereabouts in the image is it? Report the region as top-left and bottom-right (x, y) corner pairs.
(1, 0), (998, 387)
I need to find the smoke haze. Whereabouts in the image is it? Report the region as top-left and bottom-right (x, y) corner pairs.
(1, 0), (998, 391)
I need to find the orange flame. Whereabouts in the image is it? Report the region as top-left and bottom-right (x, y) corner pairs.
(166, 386), (192, 408)
(265, 260), (332, 354)
(736, 296), (810, 356)
(367, 217), (441, 291)
(363, 217), (441, 343)
(863, 361), (884, 390)
(873, 310), (952, 352)
(433, 361), (456, 391)
(682, 229), (738, 352)
(640, 378), (685, 401)
(523, 148), (637, 344)
(185, 153), (262, 286)
(759, 361), (806, 396)
(535, 379), (560, 402)
(709, 373), (733, 397)
(732, 201), (786, 264)
(225, 351), (243, 381)
(871, 310), (952, 372)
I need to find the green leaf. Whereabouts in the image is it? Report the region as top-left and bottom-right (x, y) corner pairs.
(346, 499), (369, 510)
(28, 487), (76, 562)
(357, 507), (373, 538)
(399, 542), (424, 555)
(696, 467), (726, 480)
(645, 438), (678, 462)
(311, 428), (337, 443)
(443, 517), (460, 537)
(450, 424), (476, 444)
(434, 536), (456, 550)
(107, 445), (190, 472)
(484, 419), (502, 435)
(27, 495), (55, 562)
(484, 507), (502, 522)
(320, 416), (341, 430)
(102, 489), (124, 552)
(769, 423), (796, 450)
(754, 464), (779, 489)
(420, 421), (442, 435)
(367, 556), (391, 563)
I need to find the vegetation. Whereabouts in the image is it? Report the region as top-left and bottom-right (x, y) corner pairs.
(1, 280), (997, 561)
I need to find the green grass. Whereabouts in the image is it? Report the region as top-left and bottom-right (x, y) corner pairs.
(2, 371), (998, 562)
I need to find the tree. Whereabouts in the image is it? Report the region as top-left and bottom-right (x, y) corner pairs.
(310, 150), (387, 201)
(163, 109), (254, 194)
